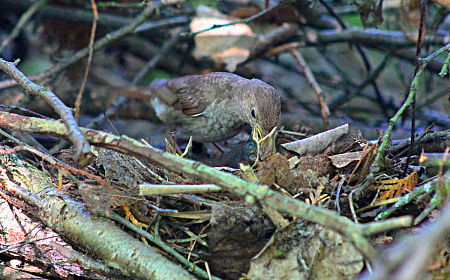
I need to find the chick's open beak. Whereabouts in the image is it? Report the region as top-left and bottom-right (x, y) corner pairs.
(252, 123), (276, 146)
(252, 123), (264, 144)
(251, 123), (277, 164)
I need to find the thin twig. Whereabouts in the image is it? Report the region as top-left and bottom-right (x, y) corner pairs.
(362, 172), (450, 279)
(83, 30), (186, 132)
(0, 168), (196, 279)
(74, 0), (98, 122)
(329, 53), (394, 111)
(139, 184), (221, 195)
(0, 111), (401, 266)
(372, 42), (450, 173)
(133, 32), (185, 84)
(290, 48), (330, 129)
(189, 1), (283, 37)
(0, 104), (50, 119)
(403, 0), (428, 177)
(106, 212), (217, 280)
(0, 128), (110, 193)
(97, 1), (144, 8)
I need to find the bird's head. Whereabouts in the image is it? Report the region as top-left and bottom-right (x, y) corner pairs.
(244, 79), (281, 141)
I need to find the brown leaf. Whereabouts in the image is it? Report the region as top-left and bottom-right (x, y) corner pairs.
(375, 170), (419, 201)
(254, 153), (293, 187)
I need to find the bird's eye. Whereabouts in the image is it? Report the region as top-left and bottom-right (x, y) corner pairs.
(251, 108), (256, 118)
(247, 143), (254, 149)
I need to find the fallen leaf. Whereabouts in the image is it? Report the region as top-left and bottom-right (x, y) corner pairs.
(190, 8), (257, 72)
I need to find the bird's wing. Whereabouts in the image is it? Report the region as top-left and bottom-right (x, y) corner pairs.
(166, 73), (239, 116)
(172, 76), (211, 116)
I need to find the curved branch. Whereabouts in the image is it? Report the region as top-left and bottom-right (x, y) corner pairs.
(0, 59), (93, 167)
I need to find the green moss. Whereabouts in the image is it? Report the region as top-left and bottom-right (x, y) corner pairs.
(343, 14), (363, 28)
(5, 154), (54, 193)
(273, 250), (285, 258)
(187, 0), (217, 9)
(142, 69), (172, 84)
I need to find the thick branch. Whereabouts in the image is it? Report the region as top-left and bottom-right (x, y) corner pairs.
(0, 164), (196, 280)
(294, 28), (449, 48)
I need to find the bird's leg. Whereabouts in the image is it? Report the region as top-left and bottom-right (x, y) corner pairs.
(212, 142), (225, 154)
(165, 132), (193, 158)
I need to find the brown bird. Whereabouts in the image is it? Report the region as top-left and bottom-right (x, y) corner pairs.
(124, 72), (281, 143)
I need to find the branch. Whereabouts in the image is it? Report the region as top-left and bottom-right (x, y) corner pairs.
(2, 0), (189, 31)
(373, 42), (450, 170)
(293, 28), (449, 48)
(0, 164), (197, 279)
(189, 1), (283, 37)
(290, 48), (330, 129)
(0, 59), (93, 167)
(74, 0), (98, 122)
(402, 0), (427, 177)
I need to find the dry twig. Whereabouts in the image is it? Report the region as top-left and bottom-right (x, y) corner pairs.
(0, 59), (93, 167)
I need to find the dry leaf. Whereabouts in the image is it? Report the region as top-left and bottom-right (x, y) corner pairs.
(281, 124), (349, 155)
(399, 0), (424, 43)
(375, 170), (419, 201)
(190, 7), (257, 72)
(328, 150), (371, 169)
